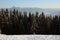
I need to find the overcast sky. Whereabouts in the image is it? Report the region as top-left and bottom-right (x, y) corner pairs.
(0, 0), (60, 8)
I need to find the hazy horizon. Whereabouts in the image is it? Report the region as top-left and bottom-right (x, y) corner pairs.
(0, 0), (60, 8)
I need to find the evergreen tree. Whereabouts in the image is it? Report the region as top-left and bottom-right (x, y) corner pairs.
(31, 13), (38, 34)
(51, 16), (59, 34)
(38, 12), (47, 34)
(58, 16), (60, 34)
(23, 12), (28, 34)
(35, 12), (39, 34)
(45, 16), (51, 34)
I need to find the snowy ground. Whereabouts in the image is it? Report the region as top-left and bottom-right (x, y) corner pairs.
(0, 34), (60, 40)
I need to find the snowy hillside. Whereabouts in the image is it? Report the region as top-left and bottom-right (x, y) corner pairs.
(0, 34), (60, 40)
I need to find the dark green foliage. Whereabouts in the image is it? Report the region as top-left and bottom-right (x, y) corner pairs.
(0, 9), (60, 35)
(38, 12), (47, 34)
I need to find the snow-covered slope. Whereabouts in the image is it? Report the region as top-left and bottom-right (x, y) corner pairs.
(0, 34), (60, 40)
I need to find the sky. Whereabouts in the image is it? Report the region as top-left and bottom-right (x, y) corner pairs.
(0, 0), (60, 8)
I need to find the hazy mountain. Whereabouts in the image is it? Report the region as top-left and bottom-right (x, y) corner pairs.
(0, 7), (60, 16)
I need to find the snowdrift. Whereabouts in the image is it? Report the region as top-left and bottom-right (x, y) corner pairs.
(0, 34), (60, 40)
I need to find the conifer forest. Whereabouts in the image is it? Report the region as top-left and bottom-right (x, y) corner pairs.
(0, 9), (60, 35)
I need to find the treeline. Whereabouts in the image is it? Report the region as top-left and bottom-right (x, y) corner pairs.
(0, 9), (60, 35)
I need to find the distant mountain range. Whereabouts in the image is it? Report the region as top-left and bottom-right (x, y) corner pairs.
(0, 7), (60, 16)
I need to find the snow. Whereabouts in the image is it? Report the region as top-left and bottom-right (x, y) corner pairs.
(0, 34), (60, 40)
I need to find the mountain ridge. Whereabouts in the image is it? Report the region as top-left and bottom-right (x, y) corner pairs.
(0, 7), (60, 16)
